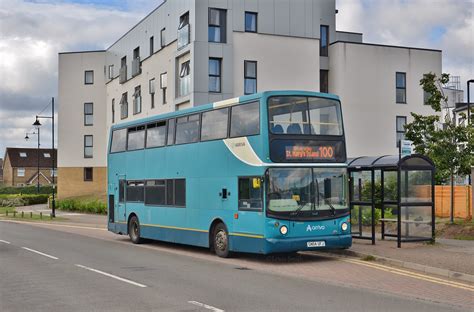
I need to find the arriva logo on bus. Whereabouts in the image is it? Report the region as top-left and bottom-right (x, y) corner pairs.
(306, 225), (326, 232)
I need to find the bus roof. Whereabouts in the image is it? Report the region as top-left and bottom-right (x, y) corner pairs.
(111, 90), (340, 130)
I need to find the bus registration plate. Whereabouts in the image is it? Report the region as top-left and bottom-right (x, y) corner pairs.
(307, 241), (326, 248)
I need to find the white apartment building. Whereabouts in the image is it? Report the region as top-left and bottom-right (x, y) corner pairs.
(58, 0), (442, 199)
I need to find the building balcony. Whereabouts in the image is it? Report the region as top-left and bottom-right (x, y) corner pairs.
(177, 24), (190, 50)
(132, 58), (142, 77)
(119, 66), (127, 84)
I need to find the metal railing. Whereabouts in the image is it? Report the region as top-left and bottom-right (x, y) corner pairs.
(132, 58), (141, 77)
(119, 66), (127, 84)
(177, 24), (190, 50)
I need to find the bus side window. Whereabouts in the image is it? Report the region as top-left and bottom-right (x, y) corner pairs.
(238, 177), (262, 211)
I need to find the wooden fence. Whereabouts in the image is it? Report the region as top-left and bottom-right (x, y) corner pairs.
(435, 185), (472, 219)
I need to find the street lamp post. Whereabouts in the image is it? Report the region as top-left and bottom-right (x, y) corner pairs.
(33, 98), (56, 218)
(24, 130), (40, 193)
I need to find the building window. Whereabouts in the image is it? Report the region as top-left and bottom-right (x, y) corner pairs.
(84, 135), (93, 158)
(150, 36), (154, 55)
(133, 86), (142, 114)
(209, 58), (221, 93)
(19, 152), (27, 157)
(108, 65), (114, 79)
(396, 72), (407, 103)
(132, 47), (141, 76)
(17, 168), (25, 177)
(396, 116), (407, 147)
(423, 90), (431, 105)
(84, 167), (93, 181)
(208, 8), (226, 43)
(160, 28), (166, 48)
(84, 102), (93, 126)
(84, 70), (94, 85)
(149, 78), (156, 109)
(112, 99), (115, 124)
(244, 61), (257, 95)
(120, 92), (128, 119)
(320, 25), (329, 57)
(245, 12), (257, 33)
(120, 56), (127, 84)
(160, 72), (167, 104)
(320, 70), (329, 93)
(178, 60), (191, 97)
(178, 12), (190, 49)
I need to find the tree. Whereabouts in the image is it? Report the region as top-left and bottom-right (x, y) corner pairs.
(405, 73), (473, 222)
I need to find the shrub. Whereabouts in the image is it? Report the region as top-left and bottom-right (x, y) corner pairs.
(0, 185), (55, 195)
(0, 194), (49, 207)
(56, 198), (107, 214)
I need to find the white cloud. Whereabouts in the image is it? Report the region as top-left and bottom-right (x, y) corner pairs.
(336, 0), (474, 97)
(0, 0), (163, 155)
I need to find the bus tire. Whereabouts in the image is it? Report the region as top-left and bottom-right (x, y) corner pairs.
(213, 223), (231, 258)
(128, 215), (143, 244)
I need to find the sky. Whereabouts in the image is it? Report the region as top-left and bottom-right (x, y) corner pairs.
(0, 0), (473, 157)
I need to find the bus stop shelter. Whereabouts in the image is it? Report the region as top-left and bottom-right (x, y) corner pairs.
(348, 155), (435, 248)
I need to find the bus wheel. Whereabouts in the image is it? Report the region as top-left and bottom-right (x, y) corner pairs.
(213, 223), (231, 258)
(128, 215), (143, 244)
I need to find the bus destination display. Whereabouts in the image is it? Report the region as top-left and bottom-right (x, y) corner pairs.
(270, 139), (346, 163)
(285, 145), (335, 160)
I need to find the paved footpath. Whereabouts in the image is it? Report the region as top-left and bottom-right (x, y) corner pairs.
(0, 212), (473, 311)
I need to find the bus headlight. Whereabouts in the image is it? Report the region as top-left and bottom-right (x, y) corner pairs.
(341, 222), (348, 231)
(280, 225), (288, 235)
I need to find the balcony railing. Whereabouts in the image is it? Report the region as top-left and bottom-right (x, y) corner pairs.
(177, 24), (190, 50)
(178, 75), (190, 97)
(132, 58), (142, 77)
(119, 66), (127, 84)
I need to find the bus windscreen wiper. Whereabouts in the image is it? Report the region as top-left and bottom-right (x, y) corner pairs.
(291, 202), (307, 217)
(319, 193), (336, 216)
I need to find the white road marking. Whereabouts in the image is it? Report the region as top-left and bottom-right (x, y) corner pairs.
(0, 239), (11, 244)
(188, 301), (225, 312)
(21, 247), (59, 260)
(0, 219), (107, 231)
(75, 264), (147, 288)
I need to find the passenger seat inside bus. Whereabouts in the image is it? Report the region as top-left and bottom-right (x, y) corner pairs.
(272, 125), (284, 134)
(287, 123), (302, 134)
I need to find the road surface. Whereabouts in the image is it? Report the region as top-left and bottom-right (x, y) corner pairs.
(0, 220), (472, 312)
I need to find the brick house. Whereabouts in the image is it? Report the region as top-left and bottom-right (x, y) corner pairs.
(2, 148), (57, 187)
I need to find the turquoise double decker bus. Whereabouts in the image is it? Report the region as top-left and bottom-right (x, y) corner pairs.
(108, 90), (351, 257)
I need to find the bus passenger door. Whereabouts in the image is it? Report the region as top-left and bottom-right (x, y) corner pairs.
(233, 177), (264, 236)
(117, 177), (127, 223)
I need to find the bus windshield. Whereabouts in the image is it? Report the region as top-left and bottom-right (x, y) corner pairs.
(267, 168), (348, 216)
(268, 96), (343, 136)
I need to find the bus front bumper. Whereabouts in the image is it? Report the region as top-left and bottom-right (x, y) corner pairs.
(264, 234), (352, 254)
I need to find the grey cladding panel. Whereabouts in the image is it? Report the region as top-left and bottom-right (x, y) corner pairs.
(290, 0), (305, 37)
(232, 0), (245, 31)
(258, 0), (275, 34)
(274, 0), (290, 36)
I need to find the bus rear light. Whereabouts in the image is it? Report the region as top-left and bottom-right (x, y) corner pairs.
(234, 213), (239, 219)
(280, 225), (288, 235)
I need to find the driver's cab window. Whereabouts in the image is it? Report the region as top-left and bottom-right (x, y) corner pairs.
(238, 177), (263, 211)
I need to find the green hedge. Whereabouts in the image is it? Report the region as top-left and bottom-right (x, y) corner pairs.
(0, 194), (49, 207)
(56, 199), (107, 214)
(0, 185), (55, 195)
